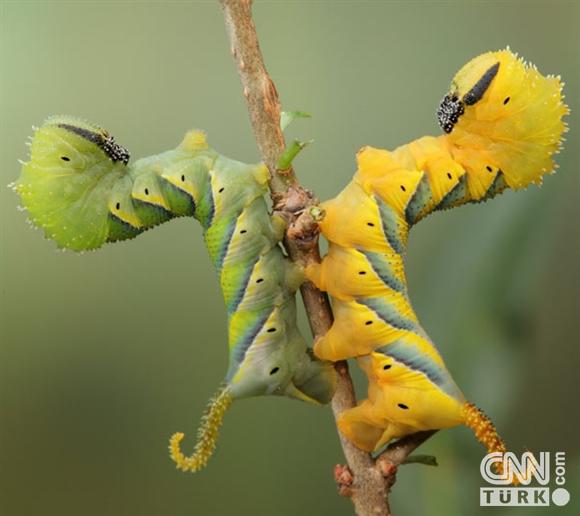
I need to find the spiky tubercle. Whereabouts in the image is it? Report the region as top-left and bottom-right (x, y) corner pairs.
(462, 401), (511, 478)
(169, 386), (233, 472)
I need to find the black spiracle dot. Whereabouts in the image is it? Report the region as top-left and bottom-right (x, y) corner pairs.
(447, 172), (453, 179)
(115, 202), (120, 210)
(358, 271), (366, 275)
(267, 327), (277, 333)
(398, 403), (409, 410)
(503, 97), (511, 105)
(383, 364), (392, 370)
(400, 185), (407, 192)
(367, 222), (375, 227)
(240, 230), (247, 234)
(144, 188), (149, 195)
(486, 166), (493, 172)
(181, 175), (185, 182)
(269, 367), (280, 375)
(218, 187), (225, 193)
(61, 156), (70, 162)
(365, 320), (373, 326)
(256, 278), (264, 283)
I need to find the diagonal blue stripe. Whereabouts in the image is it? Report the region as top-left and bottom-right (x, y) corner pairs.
(375, 195), (405, 255)
(360, 250), (406, 293)
(376, 339), (464, 401)
(357, 297), (419, 334)
(226, 309), (272, 382)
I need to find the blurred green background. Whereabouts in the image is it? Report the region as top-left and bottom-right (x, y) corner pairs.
(1, 1), (578, 515)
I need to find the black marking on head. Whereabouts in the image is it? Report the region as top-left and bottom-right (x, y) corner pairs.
(436, 62), (499, 132)
(101, 135), (130, 164)
(398, 403), (409, 410)
(269, 367), (280, 375)
(463, 62), (500, 106)
(57, 123), (130, 164)
(436, 94), (465, 133)
(58, 123), (103, 145)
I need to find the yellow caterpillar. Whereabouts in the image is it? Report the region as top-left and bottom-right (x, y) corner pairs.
(307, 49), (568, 461)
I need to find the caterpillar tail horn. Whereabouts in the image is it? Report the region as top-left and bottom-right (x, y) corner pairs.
(463, 401), (507, 458)
(463, 401), (527, 486)
(169, 386), (233, 473)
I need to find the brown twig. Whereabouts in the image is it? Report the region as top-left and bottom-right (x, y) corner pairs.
(218, 1), (434, 514)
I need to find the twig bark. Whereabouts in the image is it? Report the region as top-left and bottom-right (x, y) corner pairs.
(218, 1), (434, 514)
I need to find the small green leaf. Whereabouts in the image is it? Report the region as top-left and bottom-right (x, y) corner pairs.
(277, 139), (313, 170)
(402, 454), (438, 467)
(281, 111), (311, 132)
(309, 206), (325, 222)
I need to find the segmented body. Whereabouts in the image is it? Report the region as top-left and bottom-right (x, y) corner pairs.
(307, 49), (567, 454)
(15, 123), (335, 471)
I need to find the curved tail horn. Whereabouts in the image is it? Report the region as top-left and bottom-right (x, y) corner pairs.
(462, 401), (524, 483)
(169, 386), (233, 472)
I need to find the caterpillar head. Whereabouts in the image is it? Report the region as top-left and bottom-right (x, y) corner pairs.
(15, 116), (130, 251)
(46, 116), (130, 164)
(437, 49), (567, 189)
(437, 52), (501, 133)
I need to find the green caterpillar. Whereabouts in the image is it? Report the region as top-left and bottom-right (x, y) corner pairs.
(14, 116), (336, 472)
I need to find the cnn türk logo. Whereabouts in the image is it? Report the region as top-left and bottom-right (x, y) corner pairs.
(480, 452), (570, 507)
